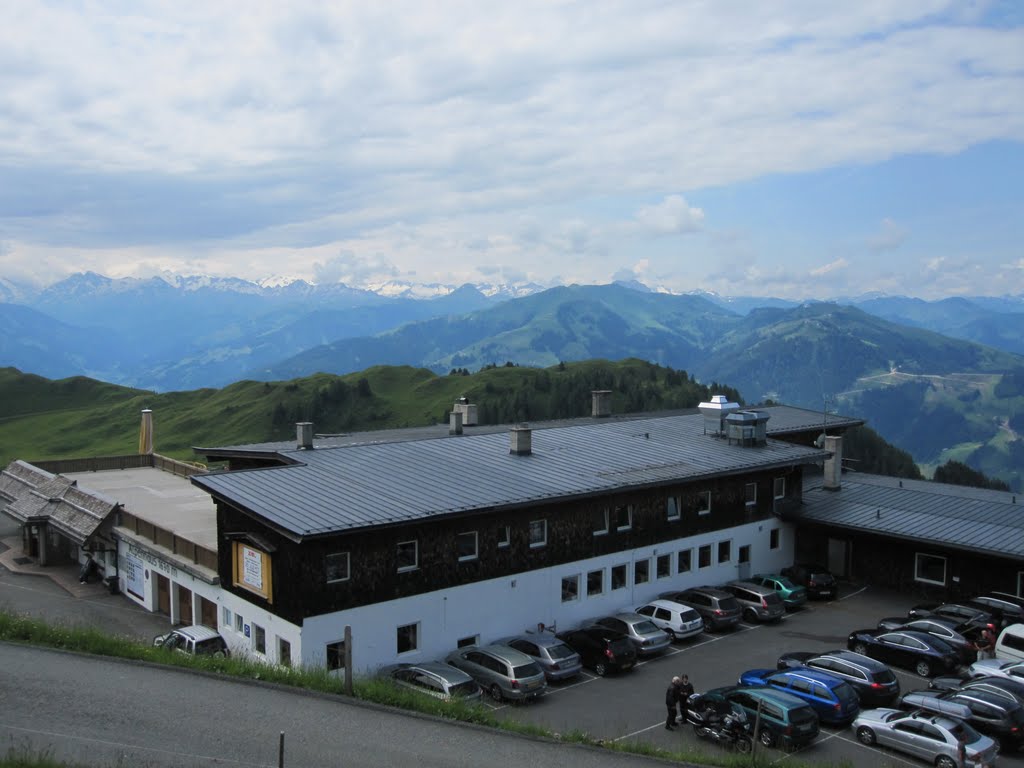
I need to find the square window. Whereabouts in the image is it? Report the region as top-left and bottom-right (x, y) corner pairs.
(528, 520), (547, 548)
(234, 613), (244, 633)
(698, 544), (712, 568)
(634, 558), (650, 584)
(593, 508), (609, 536)
(221, 607), (232, 627)
(657, 554), (671, 579)
(738, 544), (750, 564)
(457, 635), (477, 648)
(587, 569), (604, 597)
(697, 491), (711, 515)
(457, 531), (478, 562)
(611, 564), (627, 590)
(769, 528), (780, 550)
(397, 540), (418, 572)
(561, 574), (580, 602)
(774, 477), (786, 500)
(252, 622), (266, 655)
(745, 483), (757, 506)
(678, 549), (692, 573)
(497, 526), (510, 549)
(326, 551), (350, 582)
(718, 540), (731, 564)
(326, 640), (346, 670)
(915, 553), (947, 586)
(666, 495), (681, 521)
(614, 504), (632, 531)
(397, 622), (419, 654)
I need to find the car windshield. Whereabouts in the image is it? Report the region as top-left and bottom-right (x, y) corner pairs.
(718, 597), (740, 611)
(449, 680), (480, 697)
(513, 662), (542, 678)
(835, 683), (859, 705)
(875, 669), (898, 684)
(777, 577), (796, 588)
(195, 637), (227, 655)
(790, 707), (817, 725)
(547, 643), (576, 660)
(948, 721), (983, 744)
(634, 620), (660, 634)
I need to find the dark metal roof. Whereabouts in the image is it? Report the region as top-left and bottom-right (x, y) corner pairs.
(794, 473), (1024, 560)
(193, 411), (828, 538)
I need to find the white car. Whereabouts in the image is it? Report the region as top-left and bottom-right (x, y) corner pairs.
(968, 658), (1024, 682)
(852, 704), (998, 768)
(635, 599), (704, 641)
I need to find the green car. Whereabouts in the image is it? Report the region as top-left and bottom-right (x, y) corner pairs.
(750, 574), (808, 610)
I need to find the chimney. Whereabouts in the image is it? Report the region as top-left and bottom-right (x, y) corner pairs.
(509, 424), (532, 456)
(823, 435), (843, 490)
(453, 397), (478, 427)
(591, 390), (612, 418)
(138, 409), (154, 455)
(296, 422), (314, 450)
(449, 410), (463, 435)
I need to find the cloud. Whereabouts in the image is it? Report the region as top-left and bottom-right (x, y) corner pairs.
(868, 218), (908, 251)
(633, 196), (705, 235)
(810, 258), (849, 277)
(313, 251), (399, 285)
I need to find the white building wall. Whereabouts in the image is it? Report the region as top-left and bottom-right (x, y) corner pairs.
(300, 518), (797, 674)
(215, 590), (302, 665)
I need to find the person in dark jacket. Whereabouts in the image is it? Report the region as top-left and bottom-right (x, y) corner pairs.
(666, 676), (681, 729)
(676, 674), (694, 722)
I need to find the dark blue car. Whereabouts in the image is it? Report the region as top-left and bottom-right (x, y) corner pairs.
(847, 628), (960, 677)
(739, 667), (861, 725)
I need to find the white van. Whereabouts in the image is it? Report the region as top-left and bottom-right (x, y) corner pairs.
(995, 622), (1024, 662)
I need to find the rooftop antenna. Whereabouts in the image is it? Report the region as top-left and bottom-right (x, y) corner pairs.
(814, 395), (833, 448)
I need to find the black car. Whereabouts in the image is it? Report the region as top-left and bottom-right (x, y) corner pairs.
(901, 689), (1024, 751)
(929, 674), (1024, 705)
(778, 649), (900, 708)
(848, 628), (960, 677)
(556, 626), (637, 676)
(876, 616), (979, 664)
(967, 594), (1024, 630)
(780, 563), (837, 599)
(907, 602), (996, 630)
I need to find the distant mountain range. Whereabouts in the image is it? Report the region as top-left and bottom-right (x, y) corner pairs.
(2, 272), (1023, 490)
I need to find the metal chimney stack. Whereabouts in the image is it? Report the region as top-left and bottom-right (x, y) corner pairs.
(296, 422), (314, 450)
(138, 409), (154, 455)
(592, 390), (612, 418)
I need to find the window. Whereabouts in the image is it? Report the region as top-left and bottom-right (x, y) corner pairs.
(326, 551), (350, 582)
(698, 544), (712, 568)
(666, 495), (681, 521)
(561, 574), (580, 602)
(252, 623), (266, 655)
(634, 558), (650, 585)
(614, 504), (632, 531)
(738, 544), (750, 564)
(397, 540), (418, 572)
(457, 635), (478, 648)
(915, 553), (947, 586)
(697, 491), (711, 515)
(657, 554), (671, 579)
(528, 520), (547, 548)
(593, 508), (609, 536)
(774, 477), (785, 499)
(770, 528), (780, 550)
(234, 613), (244, 633)
(497, 526), (510, 549)
(587, 569), (604, 597)
(278, 637), (291, 667)
(745, 483), (757, 506)
(456, 531), (478, 562)
(397, 622), (419, 653)
(718, 540), (731, 564)
(678, 549), (692, 573)
(221, 607), (232, 627)
(611, 564), (627, 590)
(326, 640), (346, 670)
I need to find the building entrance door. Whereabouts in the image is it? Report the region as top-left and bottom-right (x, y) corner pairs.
(199, 596), (217, 628)
(827, 538), (848, 578)
(177, 587), (193, 626)
(156, 574), (170, 616)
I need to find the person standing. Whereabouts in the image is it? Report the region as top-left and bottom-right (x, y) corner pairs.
(676, 674), (694, 722)
(975, 625), (997, 661)
(666, 676), (681, 729)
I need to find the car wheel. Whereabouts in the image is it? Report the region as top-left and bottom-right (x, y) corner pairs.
(743, 608), (758, 623)
(666, 629), (678, 642)
(916, 660), (932, 677)
(853, 643), (868, 655)
(490, 684), (503, 702)
(936, 756), (956, 768)
(594, 662), (608, 677)
(856, 726), (876, 746)
(759, 729), (776, 748)
(736, 736), (753, 754)
(213, 650), (227, 658)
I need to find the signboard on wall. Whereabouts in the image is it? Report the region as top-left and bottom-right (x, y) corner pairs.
(241, 546), (263, 590)
(125, 551), (145, 599)
(232, 541), (273, 603)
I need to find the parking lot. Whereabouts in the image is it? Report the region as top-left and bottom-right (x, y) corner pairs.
(486, 585), (1023, 768)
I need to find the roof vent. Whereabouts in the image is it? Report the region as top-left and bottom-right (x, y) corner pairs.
(453, 397), (478, 427)
(449, 410), (463, 435)
(698, 395), (740, 436)
(591, 390), (612, 418)
(509, 424), (532, 456)
(296, 422), (314, 450)
(725, 410), (770, 446)
(138, 409), (154, 455)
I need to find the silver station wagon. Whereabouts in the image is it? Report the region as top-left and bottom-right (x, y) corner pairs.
(445, 643), (547, 703)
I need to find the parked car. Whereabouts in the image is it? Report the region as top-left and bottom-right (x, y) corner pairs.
(153, 625), (230, 657)
(780, 563), (838, 600)
(738, 667), (861, 725)
(444, 644), (547, 703)
(695, 685), (820, 749)
(590, 613), (672, 656)
(749, 574), (808, 610)
(635, 598), (704, 641)
(659, 586), (742, 631)
(929, 674), (1024, 705)
(723, 580), (786, 623)
(848, 628), (960, 677)
(876, 616), (979, 664)
(852, 702), (999, 768)
(556, 625), (637, 676)
(995, 622), (1024, 662)
(967, 658), (1024, 683)
(778, 649), (900, 708)
(908, 602), (996, 630)
(498, 634), (583, 683)
(901, 689), (1024, 751)
(967, 595), (1024, 630)
(381, 661), (482, 702)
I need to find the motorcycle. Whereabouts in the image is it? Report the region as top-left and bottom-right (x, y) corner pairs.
(685, 693), (753, 754)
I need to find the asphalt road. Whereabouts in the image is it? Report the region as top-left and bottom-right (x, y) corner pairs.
(0, 643), (672, 768)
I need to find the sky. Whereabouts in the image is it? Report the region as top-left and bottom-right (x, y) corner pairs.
(1, 1), (1023, 300)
